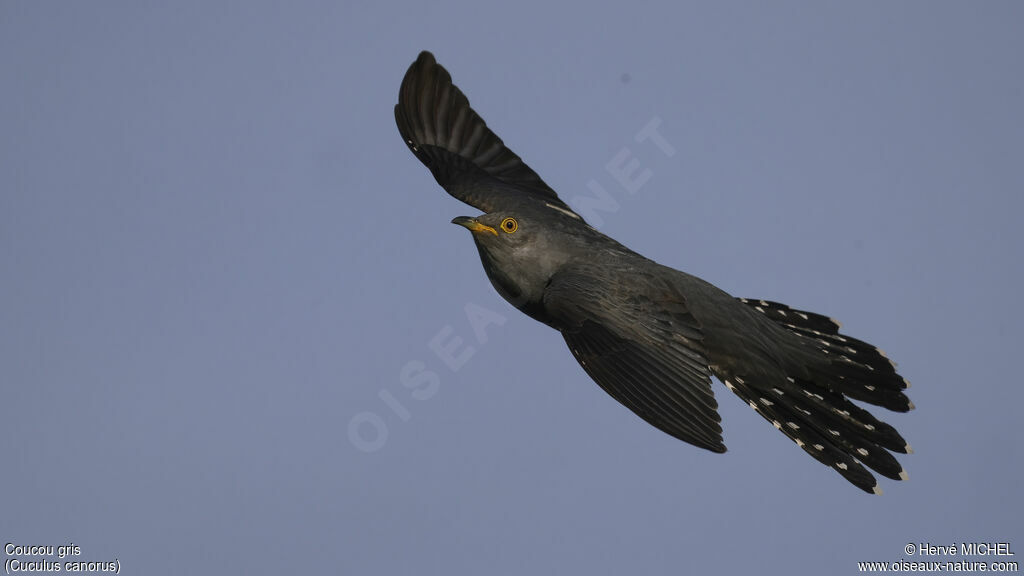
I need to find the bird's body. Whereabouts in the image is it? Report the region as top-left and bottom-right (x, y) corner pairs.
(395, 51), (913, 494)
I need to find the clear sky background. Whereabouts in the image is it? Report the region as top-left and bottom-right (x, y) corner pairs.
(3, 2), (1022, 574)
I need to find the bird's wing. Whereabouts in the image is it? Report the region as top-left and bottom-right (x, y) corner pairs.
(543, 263), (725, 452)
(395, 51), (578, 215)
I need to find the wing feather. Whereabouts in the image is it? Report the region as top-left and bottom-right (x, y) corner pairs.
(544, 264), (725, 452)
(395, 51), (577, 215)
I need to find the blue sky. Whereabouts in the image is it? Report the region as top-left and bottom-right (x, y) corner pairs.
(2, 2), (1022, 574)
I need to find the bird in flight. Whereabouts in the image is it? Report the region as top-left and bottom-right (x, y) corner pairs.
(394, 51), (913, 494)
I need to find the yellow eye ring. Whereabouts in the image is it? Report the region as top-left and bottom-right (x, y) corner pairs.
(500, 217), (518, 234)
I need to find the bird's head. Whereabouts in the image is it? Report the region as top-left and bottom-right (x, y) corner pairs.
(451, 213), (525, 244)
(451, 212), (543, 274)
(450, 205), (584, 312)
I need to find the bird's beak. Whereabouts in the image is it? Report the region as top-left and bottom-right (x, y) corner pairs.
(451, 216), (498, 236)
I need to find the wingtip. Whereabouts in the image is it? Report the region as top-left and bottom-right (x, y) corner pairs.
(872, 484), (884, 495)
(413, 50), (438, 70)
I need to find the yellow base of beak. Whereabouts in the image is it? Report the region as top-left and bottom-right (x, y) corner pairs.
(451, 216), (498, 236)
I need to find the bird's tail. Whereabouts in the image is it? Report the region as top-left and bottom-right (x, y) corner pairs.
(725, 298), (913, 494)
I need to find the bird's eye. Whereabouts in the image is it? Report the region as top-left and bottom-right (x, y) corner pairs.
(501, 217), (518, 233)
